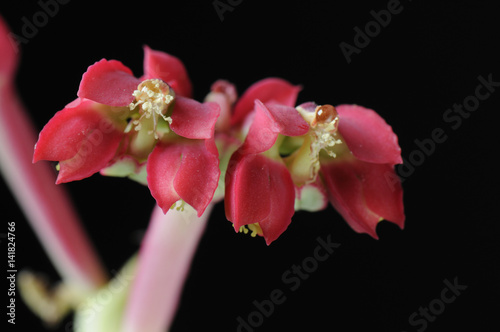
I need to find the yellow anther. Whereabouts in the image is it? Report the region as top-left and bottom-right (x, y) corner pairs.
(238, 223), (263, 238)
(170, 200), (186, 212)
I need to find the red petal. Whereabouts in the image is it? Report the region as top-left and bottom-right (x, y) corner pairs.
(34, 99), (125, 183)
(231, 78), (301, 125)
(78, 59), (140, 107)
(265, 103), (310, 136)
(143, 46), (192, 98)
(336, 104), (402, 165)
(258, 158), (296, 245)
(173, 139), (220, 216)
(357, 162), (405, 229)
(225, 153), (294, 244)
(0, 16), (18, 80)
(170, 97), (220, 139)
(238, 101), (309, 155)
(238, 101), (280, 155)
(321, 158), (405, 238)
(224, 153), (271, 229)
(146, 144), (182, 213)
(147, 140), (220, 217)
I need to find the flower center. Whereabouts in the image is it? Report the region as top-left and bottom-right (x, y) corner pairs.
(310, 105), (341, 158)
(292, 104), (343, 183)
(296, 104), (343, 157)
(128, 79), (175, 139)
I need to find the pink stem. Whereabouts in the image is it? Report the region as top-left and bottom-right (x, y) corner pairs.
(121, 203), (213, 332)
(0, 17), (107, 290)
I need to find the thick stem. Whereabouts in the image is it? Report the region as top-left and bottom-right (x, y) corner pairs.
(121, 203), (212, 332)
(0, 79), (107, 291)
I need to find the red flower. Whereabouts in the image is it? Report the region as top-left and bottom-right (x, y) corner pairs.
(33, 47), (220, 216)
(224, 92), (404, 243)
(294, 102), (405, 238)
(33, 98), (128, 183)
(225, 99), (309, 245)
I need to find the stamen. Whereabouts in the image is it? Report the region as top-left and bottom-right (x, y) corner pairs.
(309, 105), (342, 175)
(237, 223), (263, 237)
(128, 79), (175, 139)
(170, 200), (186, 212)
(295, 103), (343, 182)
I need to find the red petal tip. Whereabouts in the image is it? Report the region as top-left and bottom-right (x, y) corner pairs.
(78, 59), (140, 107)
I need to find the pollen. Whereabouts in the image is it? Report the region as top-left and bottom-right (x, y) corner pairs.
(128, 79), (175, 139)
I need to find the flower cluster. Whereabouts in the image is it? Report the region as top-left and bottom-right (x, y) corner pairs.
(33, 47), (220, 217)
(33, 47), (404, 244)
(2, 14), (404, 331)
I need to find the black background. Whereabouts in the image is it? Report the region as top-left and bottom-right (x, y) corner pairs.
(1, 0), (499, 331)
